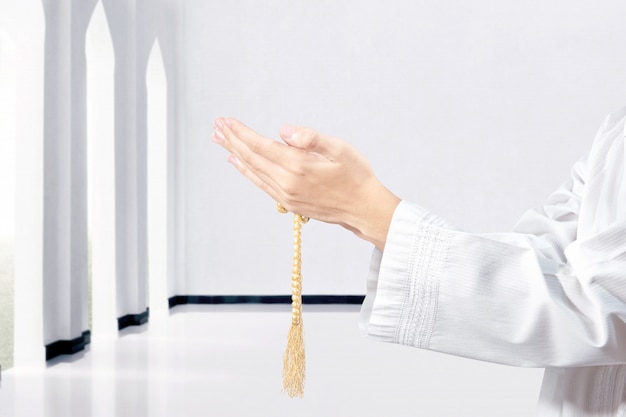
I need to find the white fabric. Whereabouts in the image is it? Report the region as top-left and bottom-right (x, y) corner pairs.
(361, 108), (626, 416)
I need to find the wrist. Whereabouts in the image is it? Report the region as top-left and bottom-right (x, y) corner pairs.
(351, 183), (401, 251)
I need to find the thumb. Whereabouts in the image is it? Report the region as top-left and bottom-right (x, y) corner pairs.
(279, 124), (339, 156)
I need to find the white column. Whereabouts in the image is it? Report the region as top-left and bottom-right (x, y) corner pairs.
(114, 22), (141, 321)
(159, 0), (186, 299)
(103, 0), (139, 321)
(174, 0), (187, 298)
(13, 0), (46, 369)
(102, 0), (150, 324)
(42, 0), (73, 349)
(87, 1), (118, 338)
(71, 0), (99, 345)
(41, 0), (97, 356)
(135, 25), (150, 325)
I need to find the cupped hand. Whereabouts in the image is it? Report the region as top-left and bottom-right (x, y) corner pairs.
(212, 117), (400, 250)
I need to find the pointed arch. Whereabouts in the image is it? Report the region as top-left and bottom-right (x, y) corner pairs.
(86, 0), (117, 338)
(146, 38), (169, 319)
(156, 0), (186, 300)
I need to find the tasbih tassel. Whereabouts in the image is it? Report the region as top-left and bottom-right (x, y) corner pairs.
(277, 203), (309, 398)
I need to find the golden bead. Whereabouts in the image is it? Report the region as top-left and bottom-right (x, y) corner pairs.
(282, 212), (307, 331)
(276, 202), (288, 214)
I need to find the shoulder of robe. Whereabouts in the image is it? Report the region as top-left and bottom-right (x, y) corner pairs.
(603, 106), (626, 131)
(596, 106), (626, 138)
(588, 107), (626, 168)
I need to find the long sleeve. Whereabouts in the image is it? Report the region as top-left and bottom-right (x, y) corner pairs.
(361, 109), (626, 368)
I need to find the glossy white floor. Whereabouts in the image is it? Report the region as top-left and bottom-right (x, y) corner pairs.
(0, 305), (542, 417)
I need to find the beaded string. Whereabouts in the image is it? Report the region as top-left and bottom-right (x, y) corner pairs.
(277, 202), (309, 398)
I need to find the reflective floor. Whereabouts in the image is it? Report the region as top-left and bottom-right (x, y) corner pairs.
(0, 305), (542, 416)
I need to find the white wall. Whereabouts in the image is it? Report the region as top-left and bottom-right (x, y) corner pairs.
(182, 0), (626, 295)
(3, 1), (623, 414)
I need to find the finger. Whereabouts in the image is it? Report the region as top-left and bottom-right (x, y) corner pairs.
(279, 125), (344, 159)
(228, 153), (308, 216)
(220, 118), (314, 190)
(224, 117), (299, 165)
(226, 154), (284, 204)
(219, 120), (304, 202)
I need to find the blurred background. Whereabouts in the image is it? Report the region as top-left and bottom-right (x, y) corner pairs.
(1, 0), (626, 415)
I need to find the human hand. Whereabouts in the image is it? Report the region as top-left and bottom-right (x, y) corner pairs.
(212, 117), (400, 250)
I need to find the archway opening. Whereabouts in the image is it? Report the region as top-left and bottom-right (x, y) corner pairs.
(146, 39), (168, 320)
(86, 1), (117, 337)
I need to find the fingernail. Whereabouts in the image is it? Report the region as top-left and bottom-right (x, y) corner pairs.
(227, 154), (239, 166)
(215, 118), (224, 129)
(281, 124), (296, 139)
(212, 130), (225, 144)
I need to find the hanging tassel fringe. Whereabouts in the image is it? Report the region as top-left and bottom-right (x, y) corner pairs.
(283, 319), (305, 397)
(278, 206), (308, 398)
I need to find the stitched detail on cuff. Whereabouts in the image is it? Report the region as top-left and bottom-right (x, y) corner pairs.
(367, 201), (452, 347)
(401, 216), (451, 348)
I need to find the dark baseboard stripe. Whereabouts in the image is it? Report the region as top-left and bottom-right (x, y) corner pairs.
(45, 330), (91, 361)
(117, 308), (150, 330)
(82, 329), (91, 345)
(41, 296), (361, 362)
(168, 294), (365, 308)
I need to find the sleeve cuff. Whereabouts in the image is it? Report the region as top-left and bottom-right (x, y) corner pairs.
(360, 200), (452, 348)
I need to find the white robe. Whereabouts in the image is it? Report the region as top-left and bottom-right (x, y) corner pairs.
(361, 108), (626, 416)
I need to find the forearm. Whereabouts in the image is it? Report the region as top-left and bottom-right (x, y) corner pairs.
(347, 181), (401, 251)
(363, 200), (626, 368)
